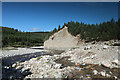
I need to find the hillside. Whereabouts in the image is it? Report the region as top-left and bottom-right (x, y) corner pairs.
(2, 26), (51, 47)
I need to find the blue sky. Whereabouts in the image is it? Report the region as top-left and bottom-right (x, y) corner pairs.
(2, 2), (119, 32)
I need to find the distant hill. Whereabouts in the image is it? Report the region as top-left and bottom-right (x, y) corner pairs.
(2, 26), (51, 47)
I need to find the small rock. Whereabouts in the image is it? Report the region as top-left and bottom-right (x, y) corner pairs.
(103, 45), (109, 49)
(93, 70), (98, 75)
(100, 71), (106, 76)
(112, 59), (119, 65)
(9, 76), (14, 80)
(113, 76), (118, 79)
(54, 64), (62, 69)
(86, 74), (91, 77)
(73, 67), (82, 70)
(4, 66), (9, 69)
(22, 69), (32, 76)
(106, 74), (111, 77)
(101, 62), (111, 68)
(81, 63), (86, 65)
(12, 63), (17, 68)
(71, 60), (75, 63)
(109, 71), (112, 74)
(84, 46), (92, 50)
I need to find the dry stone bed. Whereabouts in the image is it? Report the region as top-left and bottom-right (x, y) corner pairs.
(13, 55), (74, 78)
(59, 44), (119, 69)
(55, 56), (120, 79)
(11, 43), (120, 79)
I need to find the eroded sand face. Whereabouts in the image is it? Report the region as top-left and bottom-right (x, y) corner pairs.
(44, 26), (82, 50)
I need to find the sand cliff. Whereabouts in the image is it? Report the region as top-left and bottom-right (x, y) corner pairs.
(44, 26), (82, 50)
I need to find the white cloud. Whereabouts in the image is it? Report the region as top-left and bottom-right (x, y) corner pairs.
(31, 27), (51, 32)
(32, 27), (40, 31)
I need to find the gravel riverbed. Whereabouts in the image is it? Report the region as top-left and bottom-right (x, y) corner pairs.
(1, 46), (45, 58)
(1, 43), (120, 79)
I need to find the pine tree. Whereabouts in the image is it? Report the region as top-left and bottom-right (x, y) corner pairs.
(58, 25), (61, 31)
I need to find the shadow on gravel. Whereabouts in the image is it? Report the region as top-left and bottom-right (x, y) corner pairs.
(29, 47), (44, 50)
(2, 51), (49, 66)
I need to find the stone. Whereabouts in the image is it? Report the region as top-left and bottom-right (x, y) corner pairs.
(113, 76), (118, 79)
(12, 63), (17, 68)
(73, 67), (82, 70)
(109, 71), (112, 74)
(71, 60), (75, 63)
(84, 46), (92, 50)
(4, 66), (9, 69)
(100, 71), (106, 76)
(103, 45), (109, 49)
(15, 66), (23, 70)
(112, 59), (119, 65)
(9, 76), (14, 80)
(54, 64), (62, 69)
(22, 69), (32, 76)
(106, 74), (111, 77)
(86, 74), (91, 77)
(101, 62), (111, 68)
(93, 70), (98, 75)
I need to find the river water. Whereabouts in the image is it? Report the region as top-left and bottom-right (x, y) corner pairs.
(2, 47), (65, 79)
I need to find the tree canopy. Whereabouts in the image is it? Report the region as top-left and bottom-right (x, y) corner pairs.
(62, 18), (120, 41)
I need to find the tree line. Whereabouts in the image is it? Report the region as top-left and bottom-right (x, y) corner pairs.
(2, 27), (52, 47)
(2, 18), (120, 47)
(55, 18), (120, 42)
